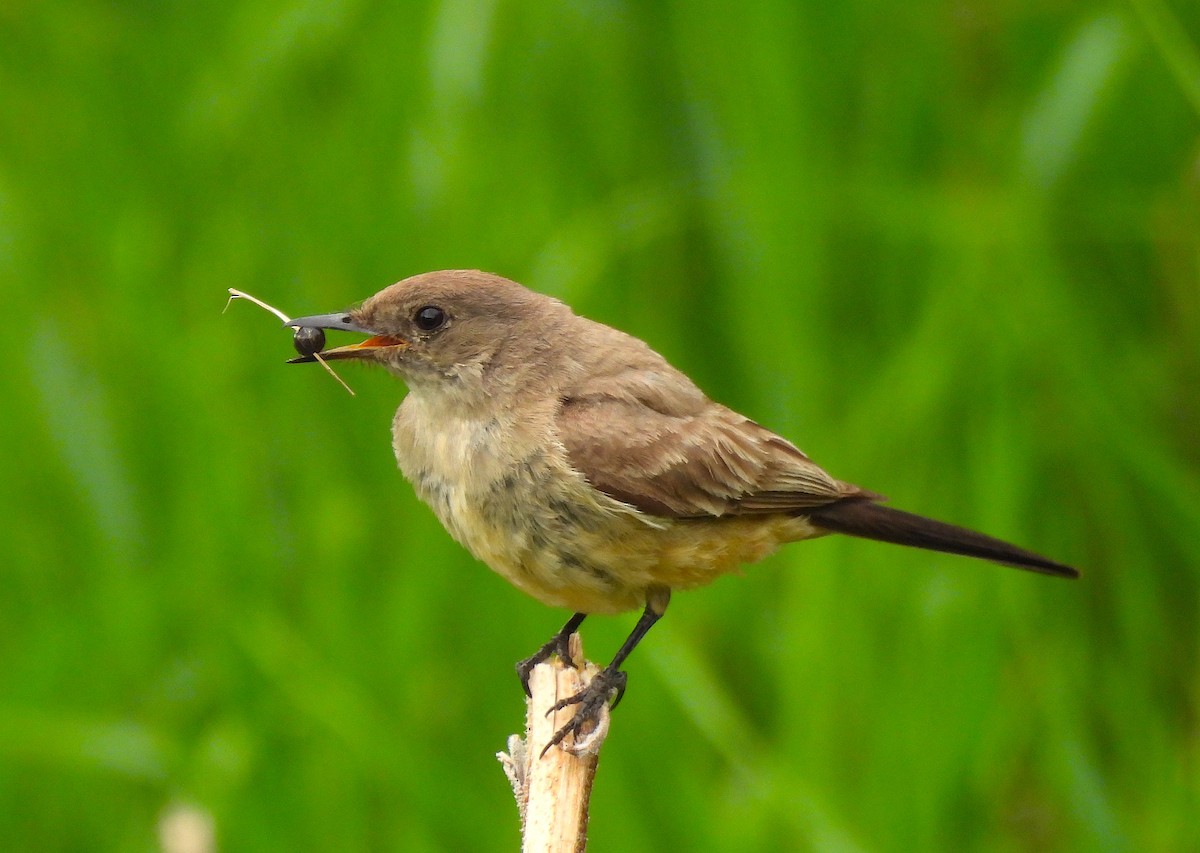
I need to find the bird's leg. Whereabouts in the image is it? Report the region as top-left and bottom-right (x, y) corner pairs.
(541, 587), (670, 755)
(517, 612), (588, 696)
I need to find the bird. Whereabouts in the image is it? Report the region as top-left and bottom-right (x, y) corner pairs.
(286, 269), (1077, 749)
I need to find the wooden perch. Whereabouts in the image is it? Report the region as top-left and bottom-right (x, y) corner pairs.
(497, 634), (610, 853)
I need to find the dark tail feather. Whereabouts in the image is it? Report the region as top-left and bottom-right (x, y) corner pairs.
(805, 500), (1078, 578)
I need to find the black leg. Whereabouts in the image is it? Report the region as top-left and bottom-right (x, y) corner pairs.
(516, 612), (587, 696)
(541, 587), (670, 754)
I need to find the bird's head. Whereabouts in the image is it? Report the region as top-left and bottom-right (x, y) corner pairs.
(287, 270), (570, 393)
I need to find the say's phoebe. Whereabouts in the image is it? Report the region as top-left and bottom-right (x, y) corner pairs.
(287, 270), (1077, 748)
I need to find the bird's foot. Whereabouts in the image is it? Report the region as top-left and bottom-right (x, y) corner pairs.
(540, 668), (627, 757)
(516, 631), (578, 697)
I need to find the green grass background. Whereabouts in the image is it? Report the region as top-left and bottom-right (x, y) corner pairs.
(2, 1), (1197, 850)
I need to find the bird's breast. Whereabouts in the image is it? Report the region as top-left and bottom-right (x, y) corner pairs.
(391, 402), (655, 612)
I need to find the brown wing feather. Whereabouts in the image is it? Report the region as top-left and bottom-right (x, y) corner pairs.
(555, 368), (866, 519)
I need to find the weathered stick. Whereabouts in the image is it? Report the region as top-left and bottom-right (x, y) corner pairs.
(498, 634), (609, 853)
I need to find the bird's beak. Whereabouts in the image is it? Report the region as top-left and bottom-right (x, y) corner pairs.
(284, 312), (408, 363)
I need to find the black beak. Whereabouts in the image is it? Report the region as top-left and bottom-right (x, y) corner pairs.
(285, 312), (372, 334)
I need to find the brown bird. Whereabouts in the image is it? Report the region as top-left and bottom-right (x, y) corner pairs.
(287, 270), (1077, 749)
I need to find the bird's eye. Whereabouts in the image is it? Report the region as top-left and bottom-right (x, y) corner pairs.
(414, 305), (447, 331)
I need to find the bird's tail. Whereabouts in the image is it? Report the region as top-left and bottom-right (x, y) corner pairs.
(805, 500), (1078, 578)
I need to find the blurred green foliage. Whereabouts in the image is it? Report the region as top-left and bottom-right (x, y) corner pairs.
(2, 1), (1198, 850)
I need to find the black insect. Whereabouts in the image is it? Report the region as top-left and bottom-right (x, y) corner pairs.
(293, 326), (326, 357)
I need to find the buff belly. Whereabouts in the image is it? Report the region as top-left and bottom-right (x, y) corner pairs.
(407, 447), (821, 614)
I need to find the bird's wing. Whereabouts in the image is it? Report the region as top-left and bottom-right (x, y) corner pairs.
(554, 369), (868, 519)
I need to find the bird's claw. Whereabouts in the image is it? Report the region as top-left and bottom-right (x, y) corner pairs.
(516, 631), (578, 697)
(540, 668), (626, 757)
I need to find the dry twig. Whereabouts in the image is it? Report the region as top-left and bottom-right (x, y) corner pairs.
(498, 634), (609, 853)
